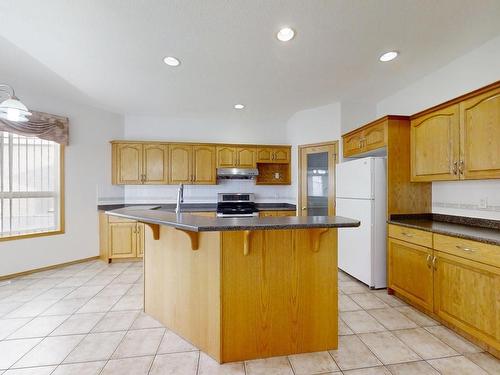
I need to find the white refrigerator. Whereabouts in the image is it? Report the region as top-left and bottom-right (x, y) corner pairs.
(335, 157), (387, 289)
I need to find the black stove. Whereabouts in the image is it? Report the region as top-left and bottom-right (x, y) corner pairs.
(216, 193), (259, 218)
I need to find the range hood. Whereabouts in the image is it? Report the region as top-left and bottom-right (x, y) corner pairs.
(217, 168), (259, 180)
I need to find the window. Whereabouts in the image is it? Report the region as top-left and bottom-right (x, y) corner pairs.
(0, 131), (64, 239)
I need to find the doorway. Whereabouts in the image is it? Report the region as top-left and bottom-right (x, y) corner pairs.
(298, 141), (339, 216)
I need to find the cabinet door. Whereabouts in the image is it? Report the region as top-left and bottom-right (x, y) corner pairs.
(460, 86), (500, 179)
(169, 144), (193, 184)
(434, 251), (500, 350)
(388, 237), (434, 312)
(363, 122), (386, 153)
(217, 147), (237, 167)
(193, 145), (216, 184)
(109, 223), (137, 258)
(115, 143), (143, 184)
(143, 144), (168, 184)
(411, 105), (460, 181)
(236, 147), (256, 167)
(273, 148), (290, 163)
(256, 148), (274, 163)
(342, 131), (364, 157)
(136, 223), (145, 258)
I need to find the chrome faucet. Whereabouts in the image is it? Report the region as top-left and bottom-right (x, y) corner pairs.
(175, 183), (184, 214)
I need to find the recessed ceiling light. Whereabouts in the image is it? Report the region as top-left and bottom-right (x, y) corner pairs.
(379, 51), (398, 62)
(163, 56), (180, 66)
(277, 27), (295, 42)
(234, 104), (245, 110)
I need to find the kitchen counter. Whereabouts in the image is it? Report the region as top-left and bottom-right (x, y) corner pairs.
(388, 213), (500, 246)
(98, 202), (296, 212)
(106, 206), (359, 232)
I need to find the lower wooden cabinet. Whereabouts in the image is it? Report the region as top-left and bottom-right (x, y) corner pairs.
(433, 250), (500, 351)
(387, 237), (434, 312)
(99, 212), (145, 262)
(388, 224), (500, 353)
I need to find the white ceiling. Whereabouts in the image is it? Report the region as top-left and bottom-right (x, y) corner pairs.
(1, 0), (500, 119)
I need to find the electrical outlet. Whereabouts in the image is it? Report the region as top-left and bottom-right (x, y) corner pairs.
(479, 198), (488, 209)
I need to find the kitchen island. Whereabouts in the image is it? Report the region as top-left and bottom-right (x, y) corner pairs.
(106, 207), (360, 363)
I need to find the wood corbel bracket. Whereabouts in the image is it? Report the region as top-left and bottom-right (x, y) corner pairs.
(310, 228), (329, 253)
(243, 230), (252, 256)
(143, 222), (160, 240)
(176, 228), (200, 250)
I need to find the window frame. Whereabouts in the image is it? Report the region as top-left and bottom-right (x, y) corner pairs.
(0, 142), (65, 242)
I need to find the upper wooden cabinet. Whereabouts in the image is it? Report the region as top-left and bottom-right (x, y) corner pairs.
(112, 142), (168, 185)
(171, 144), (216, 184)
(112, 141), (291, 185)
(143, 144), (169, 184)
(460, 86), (500, 179)
(256, 147), (290, 163)
(410, 83), (500, 181)
(169, 144), (193, 184)
(342, 117), (388, 157)
(411, 104), (460, 181)
(216, 146), (256, 168)
(193, 145), (217, 184)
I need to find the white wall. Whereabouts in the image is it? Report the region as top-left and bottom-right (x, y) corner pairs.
(123, 114), (294, 203)
(285, 103), (342, 202)
(376, 35), (500, 219)
(0, 37), (124, 276)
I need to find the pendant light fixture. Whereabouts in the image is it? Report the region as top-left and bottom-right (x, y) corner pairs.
(0, 84), (32, 122)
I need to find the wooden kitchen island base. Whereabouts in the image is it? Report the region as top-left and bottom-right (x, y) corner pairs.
(144, 225), (339, 363)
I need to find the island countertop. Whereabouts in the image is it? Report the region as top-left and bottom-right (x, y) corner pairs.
(106, 206), (360, 232)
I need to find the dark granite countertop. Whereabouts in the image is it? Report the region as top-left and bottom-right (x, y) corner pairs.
(98, 202), (296, 212)
(388, 214), (500, 246)
(106, 206), (359, 232)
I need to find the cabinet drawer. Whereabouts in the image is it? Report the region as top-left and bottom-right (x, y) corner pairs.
(108, 215), (137, 224)
(433, 234), (500, 268)
(388, 224), (433, 248)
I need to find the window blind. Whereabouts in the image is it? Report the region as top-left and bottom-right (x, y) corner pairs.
(0, 131), (61, 237)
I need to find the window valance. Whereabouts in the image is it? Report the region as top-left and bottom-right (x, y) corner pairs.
(0, 110), (69, 145)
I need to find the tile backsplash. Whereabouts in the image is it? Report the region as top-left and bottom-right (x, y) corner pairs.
(119, 179), (295, 204)
(432, 180), (500, 220)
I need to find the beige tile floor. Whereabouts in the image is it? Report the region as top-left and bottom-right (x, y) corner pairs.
(0, 260), (498, 375)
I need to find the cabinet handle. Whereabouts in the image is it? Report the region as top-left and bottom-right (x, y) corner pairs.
(401, 232), (414, 237)
(459, 160), (464, 174)
(432, 256), (437, 270)
(302, 206), (307, 210)
(426, 254), (431, 268)
(456, 245), (475, 253)
(452, 161), (458, 175)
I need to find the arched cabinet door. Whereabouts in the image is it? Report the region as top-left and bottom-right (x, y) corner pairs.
(460, 86), (500, 180)
(410, 104), (460, 182)
(193, 145), (216, 184)
(216, 146), (237, 167)
(236, 147), (256, 167)
(143, 144), (168, 184)
(116, 143), (143, 184)
(169, 144), (193, 184)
